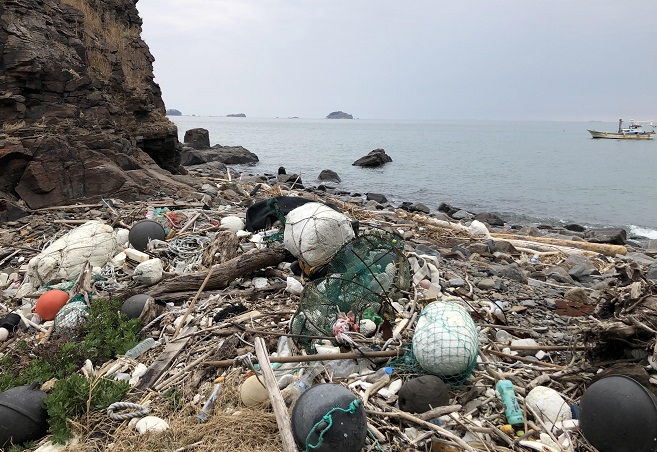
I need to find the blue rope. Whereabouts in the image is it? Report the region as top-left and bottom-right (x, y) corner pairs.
(305, 399), (360, 451)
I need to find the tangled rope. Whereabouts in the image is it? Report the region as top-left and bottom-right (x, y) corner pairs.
(305, 399), (360, 451)
(167, 235), (210, 272)
(107, 402), (150, 421)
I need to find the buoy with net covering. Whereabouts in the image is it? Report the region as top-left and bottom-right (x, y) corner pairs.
(412, 301), (479, 380)
(283, 202), (355, 268)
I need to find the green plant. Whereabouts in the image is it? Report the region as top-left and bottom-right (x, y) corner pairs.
(163, 387), (182, 411)
(45, 374), (130, 444)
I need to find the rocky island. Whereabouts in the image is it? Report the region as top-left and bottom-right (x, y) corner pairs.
(326, 110), (353, 119)
(226, 113), (246, 117)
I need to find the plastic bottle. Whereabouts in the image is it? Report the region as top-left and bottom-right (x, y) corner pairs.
(125, 338), (158, 359)
(145, 206), (155, 220)
(283, 362), (322, 404)
(365, 366), (393, 383)
(496, 380), (524, 425)
(198, 383), (223, 421)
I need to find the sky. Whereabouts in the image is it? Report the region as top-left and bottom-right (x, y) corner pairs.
(136, 0), (657, 121)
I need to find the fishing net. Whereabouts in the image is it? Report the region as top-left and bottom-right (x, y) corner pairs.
(290, 229), (412, 352)
(390, 301), (479, 387)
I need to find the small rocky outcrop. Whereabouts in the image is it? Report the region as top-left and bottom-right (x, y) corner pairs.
(180, 145), (259, 166)
(166, 109), (182, 116)
(318, 169), (341, 183)
(326, 111), (353, 119)
(352, 149), (393, 167)
(475, 212), (505, 226)
(184, 128), (210, 149)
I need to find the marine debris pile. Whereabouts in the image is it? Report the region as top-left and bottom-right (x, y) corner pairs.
(1, 177), (657, 452)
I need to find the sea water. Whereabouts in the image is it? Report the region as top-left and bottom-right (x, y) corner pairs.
(169, 116), (657, 237)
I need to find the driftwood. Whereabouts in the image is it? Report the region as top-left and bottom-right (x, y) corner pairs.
(254, 337), (298, 452)
(202, 230), (239, 267)
(206, 349), (405, 368)
(147, 245), (288, 296)
(491, 232), (627, 256)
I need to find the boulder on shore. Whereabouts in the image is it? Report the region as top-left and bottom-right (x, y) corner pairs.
(318, 169), (341, 183)
(183, 128), (210, 149)
(352, 149), (393, 167)
(180, 145), (259, 166)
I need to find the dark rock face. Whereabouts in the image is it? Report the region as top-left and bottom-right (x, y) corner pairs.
(326, 111), (353, 119)
(474, 212), (505, 226)
(366, 193), (388, 204)
(180, 145), (259, 166)
(0, 0), (193, 212)
(184, 128), (211, 149)
(318, 169), (341, 183)
(352, 149), (393, 167)
(584, 228), (627, 245)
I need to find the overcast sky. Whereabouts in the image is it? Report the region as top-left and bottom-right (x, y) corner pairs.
(136, 0), (657, 121)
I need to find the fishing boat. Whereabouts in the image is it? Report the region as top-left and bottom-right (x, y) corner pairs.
(588, 119), (655, 139)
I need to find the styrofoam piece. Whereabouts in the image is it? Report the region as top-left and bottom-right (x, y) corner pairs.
(220, 216), (245, 232)
(124, 248), (150, 263)
(135, 416), (169, 434)
(525, 385), (572, 428)
(132, 258), (164, 285)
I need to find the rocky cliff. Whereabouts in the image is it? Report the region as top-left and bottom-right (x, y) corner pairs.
(0, 0), (194, 218)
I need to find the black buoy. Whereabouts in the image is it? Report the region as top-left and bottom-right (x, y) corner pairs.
(398, 375), (450, 414)
(0, 382), (49, 449)
(291, 384), (367, 452)
(121, 294), (153, 319)
(580, 375), (657, 452)
(128, 220), (165, 251)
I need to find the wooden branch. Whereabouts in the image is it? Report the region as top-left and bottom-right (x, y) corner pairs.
(254, 337), (298, 452)
(206, 348), (404, 368)
(147, 245), (288, 296)
(491, 233), (627, 256)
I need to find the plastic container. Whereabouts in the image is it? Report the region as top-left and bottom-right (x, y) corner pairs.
(125, 338), (158, 359)
(284, 363), (322, 404)
(198, 383), (222, 421)
(496, 380), (524, 426)
(365, 366), (393, 383)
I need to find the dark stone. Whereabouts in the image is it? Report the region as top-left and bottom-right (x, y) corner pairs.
(0, 195), (29, 224)
(278, 173), (304, 189)
(544, 265), (576, 284)
(366, 192), (388, 204)
(183, 128), (210, 149)
(474, 212), (505, 226)
(647, 262), (657, 282)
(398, 375), (450, 414)
(437, 202), (460, 216)
(565, 223), (586, 232)
(569, 263), (599, 282)
(352, 149), (392, 167)
(326, 111), (353, 119)
(318, 169), (341, 183)
(491, 263), (528, 284)
(409, 202), (430, 214)
(278, 166), (286, 175)
(491, 240), (518, 255)
(584, 228), (627, 245)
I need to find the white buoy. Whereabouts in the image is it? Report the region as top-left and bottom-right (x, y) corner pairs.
(412, 301), (479, 376)
(283, 202), (355, 268)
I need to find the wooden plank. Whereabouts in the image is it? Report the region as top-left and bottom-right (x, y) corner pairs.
(134, 325), (197, 391)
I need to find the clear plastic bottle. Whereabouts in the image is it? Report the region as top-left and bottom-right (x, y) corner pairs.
(125, 338), (158, 359)
(145, 206), (155, 220)
(365, 366), (393, 383)
(282, 362), (322, 404)
(198, 383), (223, 421)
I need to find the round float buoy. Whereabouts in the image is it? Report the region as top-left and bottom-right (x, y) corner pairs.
(580, 375), (657, 452)
(121, 294), (153, 319)
(128, 220), (166, 251)
(0, 382), (49, 449)
(291, 383), (367, 452)
(33, 290), (70, 321)
(398, 375), (450, 414)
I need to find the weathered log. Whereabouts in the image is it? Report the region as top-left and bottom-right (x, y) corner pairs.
(491, 233), (627, 256)
(202, 230), (239, 267)
(147, 245), (288, 296)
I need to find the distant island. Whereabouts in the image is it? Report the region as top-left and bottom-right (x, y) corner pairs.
(166, 109), (182, 116)
(227, 113), (246, 117)
(327, 111), (353, 119)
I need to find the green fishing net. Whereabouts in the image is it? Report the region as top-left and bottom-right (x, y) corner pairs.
(290, 229), (412, 352)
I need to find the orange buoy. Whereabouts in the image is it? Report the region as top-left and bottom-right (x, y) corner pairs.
(33, 290), (70, 321)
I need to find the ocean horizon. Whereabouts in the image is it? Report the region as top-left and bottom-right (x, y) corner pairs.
(169, 116), (657, 239)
